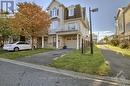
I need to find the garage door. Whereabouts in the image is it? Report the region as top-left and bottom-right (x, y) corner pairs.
(65, 36), (77, 49)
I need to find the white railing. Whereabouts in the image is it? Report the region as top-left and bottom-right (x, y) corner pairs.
(48, 28), (79, 33)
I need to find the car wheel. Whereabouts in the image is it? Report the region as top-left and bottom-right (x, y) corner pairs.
(14, 47), (19, 52)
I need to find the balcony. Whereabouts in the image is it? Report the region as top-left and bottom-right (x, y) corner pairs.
(48, 28), (80, 35)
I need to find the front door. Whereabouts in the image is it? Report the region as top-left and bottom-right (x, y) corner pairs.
(37, 37), (42, 48)
(44, 37), (48, 48)
(53, 36), (56, 47)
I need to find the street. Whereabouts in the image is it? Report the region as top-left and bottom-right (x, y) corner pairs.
(0, 59), (122, 86)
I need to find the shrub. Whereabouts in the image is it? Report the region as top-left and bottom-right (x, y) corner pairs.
(119, 40), (129, 49)
(110, 38), (120, 46)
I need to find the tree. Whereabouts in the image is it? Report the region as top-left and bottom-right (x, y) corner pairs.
(104, 36), (109, 43)
(10, 2), (51, 49)
(0, 18), (13, 46)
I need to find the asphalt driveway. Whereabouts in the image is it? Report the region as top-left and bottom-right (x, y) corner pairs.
(16, 49), (73, 65)
(100, 45), (130, 80)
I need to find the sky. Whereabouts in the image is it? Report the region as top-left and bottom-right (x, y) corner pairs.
(2, 0), (130, 40)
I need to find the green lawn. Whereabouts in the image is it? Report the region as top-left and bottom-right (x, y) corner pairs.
(0, 48), (54, 60)
(105, 45), (130, 57)
(50, 46), (110, 76)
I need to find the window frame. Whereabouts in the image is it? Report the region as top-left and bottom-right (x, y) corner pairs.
(50, 7), (59, 17)
(68, 23), (76, 30)
(51, 21), (59, 30)
(68, 8), (74, 16)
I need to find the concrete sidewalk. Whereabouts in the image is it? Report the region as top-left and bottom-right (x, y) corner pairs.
(0, 58), (130, 86)
(16, 49), (72, 65)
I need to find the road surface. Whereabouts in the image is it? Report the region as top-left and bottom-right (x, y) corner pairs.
(0, 59), (122, 86)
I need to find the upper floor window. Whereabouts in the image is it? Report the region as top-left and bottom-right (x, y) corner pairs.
(51, 21), (59, 30)
(68, 8), (74, 16)
(50, 7), (59, 17)
(68, 23), (75, 30)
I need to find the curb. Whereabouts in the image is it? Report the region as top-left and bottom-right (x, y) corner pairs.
(0, 58), (130, 85)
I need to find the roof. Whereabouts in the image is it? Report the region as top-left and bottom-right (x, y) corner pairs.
(124, 3), (130, 13)
(47, 0), (65, 10)
(116, 7), (126, 19)
(116, 3), (130, 19)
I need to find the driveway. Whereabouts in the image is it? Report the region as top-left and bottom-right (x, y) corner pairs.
(0, 59), (124, 86)
(100, 45), (130, 80)
(16, 49), (73, 65)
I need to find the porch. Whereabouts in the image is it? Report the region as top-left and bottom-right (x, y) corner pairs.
(45, 33), (81, 49)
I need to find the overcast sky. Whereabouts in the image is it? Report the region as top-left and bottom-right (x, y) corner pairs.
(16, 0), (130, 39)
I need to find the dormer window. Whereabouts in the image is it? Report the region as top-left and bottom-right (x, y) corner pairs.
(50, 7), (59, 17)
(68, 8), (74, 16)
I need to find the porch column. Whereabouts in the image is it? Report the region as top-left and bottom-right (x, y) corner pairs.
(42, 36), (44, 48)
(77, 34), (79, 49)
(56, 34), (59, 48)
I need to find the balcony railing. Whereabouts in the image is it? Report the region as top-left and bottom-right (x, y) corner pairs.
(48, 28), (79, 34)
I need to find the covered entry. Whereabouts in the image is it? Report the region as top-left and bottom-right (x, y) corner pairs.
(57, 34), (80, 49)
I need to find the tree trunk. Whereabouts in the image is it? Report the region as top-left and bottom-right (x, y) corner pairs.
(2, 38), (4, 47)
(2, 36), (5, 47)
(31, 36), (34, 50)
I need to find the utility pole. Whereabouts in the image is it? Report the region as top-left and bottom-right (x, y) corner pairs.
(82, 38), (84, 54)
(89, 7), (93, 54)
(89, 7), (98, 54)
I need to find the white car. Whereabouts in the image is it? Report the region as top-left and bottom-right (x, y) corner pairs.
(3, 41), (32, 51)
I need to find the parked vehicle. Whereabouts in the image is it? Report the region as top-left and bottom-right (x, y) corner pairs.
(3, 41), (31, 51)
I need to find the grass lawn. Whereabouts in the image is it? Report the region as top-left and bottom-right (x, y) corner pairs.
(50, 46), (110, 76)
(105, 45), (130, 57)
(0, 48), (54, 60)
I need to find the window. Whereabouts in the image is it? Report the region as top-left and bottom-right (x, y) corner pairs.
(68, 23), (75, 30)
(51, 21), (59, 30)
(68, 8), (74, 16)
(72, 37), (77, 40)
(17, 41), (25, 44)
(50, 7), (59, 17)
(67, 37), (71, 40)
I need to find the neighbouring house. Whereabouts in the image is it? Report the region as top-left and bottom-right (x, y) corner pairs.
(115, 3), (130, 41)
(44, 0), (89, 49)
(124, 3), (130, 41)
(115, 7), (126, 41)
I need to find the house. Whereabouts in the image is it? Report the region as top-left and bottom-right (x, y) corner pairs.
(115, 3), (130, 41)
(44, 0), (89, 49)
(124, 3), (130, 41)
(115, 7), (126, 41)
(0, 0), (89, 49)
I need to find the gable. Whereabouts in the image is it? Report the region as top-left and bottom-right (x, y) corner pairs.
(116, 8), (125, 19)
(47, 0), (61, 10)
